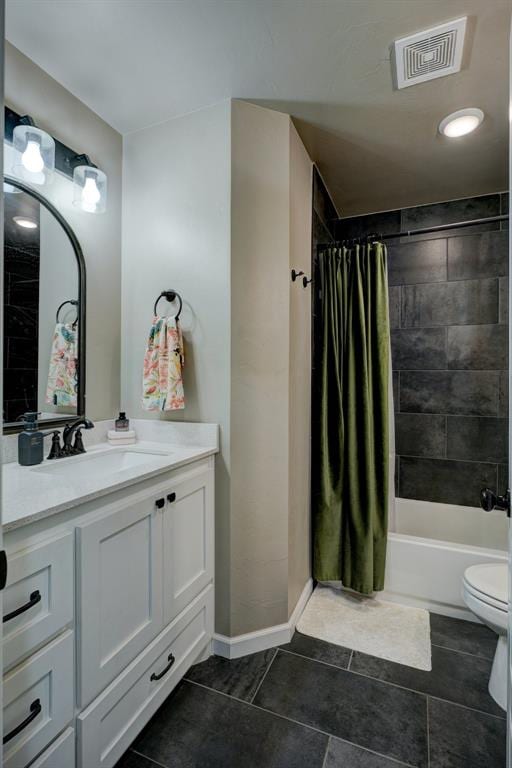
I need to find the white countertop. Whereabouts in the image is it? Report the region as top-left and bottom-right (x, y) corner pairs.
(2, 420), (219, 532)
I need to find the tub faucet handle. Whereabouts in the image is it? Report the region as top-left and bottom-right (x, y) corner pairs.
(480, 488), (510, 517)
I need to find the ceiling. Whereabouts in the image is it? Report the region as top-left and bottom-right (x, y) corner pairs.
(5, 0), (511, 216)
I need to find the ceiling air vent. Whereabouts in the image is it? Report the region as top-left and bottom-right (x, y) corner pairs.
(393, 17), (467, 89)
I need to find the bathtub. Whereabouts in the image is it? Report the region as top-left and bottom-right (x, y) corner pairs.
(382, 498), (508, 621)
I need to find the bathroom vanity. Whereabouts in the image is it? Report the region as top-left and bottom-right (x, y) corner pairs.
(1, 421), (217, 768)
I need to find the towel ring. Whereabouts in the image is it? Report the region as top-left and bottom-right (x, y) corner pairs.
(56, 299), (79, 327)
(153, 290), (183, 320)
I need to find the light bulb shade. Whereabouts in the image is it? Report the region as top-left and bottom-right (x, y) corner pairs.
(12, 125), (55, 184)
(73, 165), (107, 213)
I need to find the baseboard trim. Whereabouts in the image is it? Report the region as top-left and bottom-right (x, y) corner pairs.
(213, 578), (313, 659)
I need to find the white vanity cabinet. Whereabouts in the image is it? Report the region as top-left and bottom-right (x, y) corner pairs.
(77, 489), (164, 707)
(2, 455), (215, 768)
(162, 468), (214, 624)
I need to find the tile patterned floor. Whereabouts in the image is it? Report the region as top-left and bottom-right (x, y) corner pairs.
(116, 612), (506, 768)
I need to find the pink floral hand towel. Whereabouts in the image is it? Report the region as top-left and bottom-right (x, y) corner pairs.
(142, 315), (185, 411)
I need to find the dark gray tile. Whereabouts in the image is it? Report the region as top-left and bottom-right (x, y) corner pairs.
(395, 414), (446, 458)
(388, 286), (400, 329)
(447, 231), (508, 280)
(499, 277), (508, 324)
(280, 631), (351, 669)
(401, 195), (501, 241)
(400, 371), (499, 416)
(337, 210), (400, 242)
(429, 698), (506, 768)
(430, 613), (497, 660)
(393, 370), (399, 409)
(399, 457), (497, 507)
(498, 371), (508, 417)
(313, 210), (333, 250)
(350, 645), (502, 717)
(391, 328), (446, 370)
(447, 325), (508, 371)
(498, 463), (508, 496)
(134, 680), (328, 768)
(324, 738), (408, 767)
(388, 239), (446, 286)
(184, 649), (276, 701)
(401, 279), (498, 328)
(446, 417), (508, 463)
(115, 751), (158, 768)
(254, 651), (428, 767)
(501, 192), (509, 230)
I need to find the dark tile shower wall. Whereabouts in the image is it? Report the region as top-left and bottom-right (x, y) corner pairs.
(3, 198), (40, 423)
(337, 194), (509, 508)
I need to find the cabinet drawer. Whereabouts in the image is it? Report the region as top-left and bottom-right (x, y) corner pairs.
(3, 532), (73, 671)
(3, 631), (74, 768)
(77, 585), (213, 768)
(29, 727), (75, 768)
(163, 468), (214, 624)
(77, 492), (163, 708)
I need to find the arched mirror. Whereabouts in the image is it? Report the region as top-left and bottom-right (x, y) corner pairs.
(3, 175), (86, 432)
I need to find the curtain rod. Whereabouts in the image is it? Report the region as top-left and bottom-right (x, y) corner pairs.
(325, 214), (509, 246)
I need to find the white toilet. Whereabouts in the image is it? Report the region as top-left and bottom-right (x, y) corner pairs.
(462, 563), (508, 711)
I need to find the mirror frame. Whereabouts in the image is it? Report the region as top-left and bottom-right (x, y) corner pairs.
(3, 175), (87, 434)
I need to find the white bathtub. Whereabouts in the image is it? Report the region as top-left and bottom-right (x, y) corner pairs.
(382, 498), (508, 621)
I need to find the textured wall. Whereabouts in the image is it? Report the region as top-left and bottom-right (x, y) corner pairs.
(338, 193), (509, 509)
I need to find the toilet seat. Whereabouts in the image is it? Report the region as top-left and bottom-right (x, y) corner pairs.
(463, 564), (508, 612)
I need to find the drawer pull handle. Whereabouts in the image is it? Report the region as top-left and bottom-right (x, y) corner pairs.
(150, 653), (176, 681)
(155, 498), (165, 509)
(3, 590), (42, 623)
(167, 493), (176, 503)
(3, 698), (42, 744)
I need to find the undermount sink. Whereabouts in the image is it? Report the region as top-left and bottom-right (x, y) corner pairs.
(31, 448), (173, 478)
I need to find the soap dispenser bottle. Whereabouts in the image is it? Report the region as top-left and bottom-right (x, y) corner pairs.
(18, 412), (45, 466)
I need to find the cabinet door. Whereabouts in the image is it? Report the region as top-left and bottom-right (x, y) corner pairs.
(163, 468), (214, 624)
(3, 531), (73, 671)
(77, 492), (163, 707)
(29, 728), (75, 768)
(77, 586), (213, 768)
(3, 631), (73, 768)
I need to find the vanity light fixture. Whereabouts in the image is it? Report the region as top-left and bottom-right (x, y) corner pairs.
(72, 155), (107, 214)
(13, 216), (38, 230)
(438, 108), (485, 138)
(12, 115), (55, 185)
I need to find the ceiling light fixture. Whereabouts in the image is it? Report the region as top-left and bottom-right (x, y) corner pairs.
(439, 108), (484, 138)
(13, 216), (38, 229)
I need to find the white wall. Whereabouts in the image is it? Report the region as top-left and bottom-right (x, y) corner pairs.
(121, 100), (232, 631)
(122, 99), (313, 637)
(5, 42), (122, 421)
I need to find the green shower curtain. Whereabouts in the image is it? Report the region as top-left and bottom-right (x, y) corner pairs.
(312, 242), (390, 594)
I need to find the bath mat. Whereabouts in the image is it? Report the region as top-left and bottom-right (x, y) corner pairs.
(296, 585), (432, 671)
